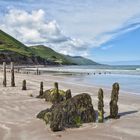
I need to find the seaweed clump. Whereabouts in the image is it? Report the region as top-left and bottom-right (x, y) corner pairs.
(37, 93), (96, 132)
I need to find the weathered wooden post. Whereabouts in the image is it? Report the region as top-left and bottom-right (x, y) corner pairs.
(54, 82), (60, 103)
(110, 83), (120, 119)
(39, 81), (43, 96)
(11, 62), (15, 87)
(22, 80), (26, 90)
(3, 62), (6, 87)
(36, 82), (44, 98)
(98, 88), (104, 123)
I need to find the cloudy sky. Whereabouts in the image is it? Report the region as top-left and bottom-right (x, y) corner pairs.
(0, 0), (140, 64)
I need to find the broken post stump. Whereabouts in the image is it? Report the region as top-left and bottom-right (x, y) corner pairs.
(22, 80), (27, 90)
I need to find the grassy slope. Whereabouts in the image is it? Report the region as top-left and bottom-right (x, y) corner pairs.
(66, 55), (98, 65)
(30, 45), (72, 64)
(0, 29), (98, 65)
(0, 30), (33, 56)
(30, 45), (98, 65)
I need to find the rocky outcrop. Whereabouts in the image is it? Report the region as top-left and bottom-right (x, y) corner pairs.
(37, 93), (96, 132)
(0, 50), (56, 65)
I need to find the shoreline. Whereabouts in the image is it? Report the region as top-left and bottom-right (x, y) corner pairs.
(0, 71), (140, 140)
(44, 74), (140, 96)
(39, 72), (140, 96)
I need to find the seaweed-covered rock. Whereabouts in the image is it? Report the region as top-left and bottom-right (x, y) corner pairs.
(36, 82), (71, 103)
(37, 93), (96, 132)
(44, 88), (66, 103)
(37, 88), (70, 103)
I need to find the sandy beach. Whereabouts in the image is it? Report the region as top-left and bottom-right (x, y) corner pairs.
(0, 71), (140, 140)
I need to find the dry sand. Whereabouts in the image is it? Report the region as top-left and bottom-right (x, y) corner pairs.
(0, 72), (140, 140)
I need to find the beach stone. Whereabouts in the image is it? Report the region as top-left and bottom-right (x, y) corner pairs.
(37, 93), (96, 132)
(110, 83), (120, 119)
(22, 80), (26, 90)
(98, 88), (104, 123)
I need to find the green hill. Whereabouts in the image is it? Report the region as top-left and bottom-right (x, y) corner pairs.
(30, 45), (98, 65)
(0, 30), (33, 56)
(30, 45), (71, 65)
(65, 55), (98, 65)
(0, 29), (99, 65)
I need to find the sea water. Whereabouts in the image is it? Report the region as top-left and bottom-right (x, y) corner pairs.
(27, 65), (140, 95)
(59, 65), (140, 94)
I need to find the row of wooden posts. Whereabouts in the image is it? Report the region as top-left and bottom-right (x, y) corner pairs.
(2, 62), (119, 123)
(2, 62), (41, 87)
(3, 62), (15, 87)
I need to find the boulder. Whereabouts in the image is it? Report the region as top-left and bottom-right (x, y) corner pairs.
(37, 93), (96, 132)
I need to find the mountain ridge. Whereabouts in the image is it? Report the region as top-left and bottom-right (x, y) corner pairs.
(0, 29), (99, 65)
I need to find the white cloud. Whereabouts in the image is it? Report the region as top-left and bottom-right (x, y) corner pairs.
(0, 8), (88, 56)
(47, 0), (140, 47)
(1, 0), (140, 57)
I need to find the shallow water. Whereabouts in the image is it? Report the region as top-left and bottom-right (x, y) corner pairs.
(67, 74), (140, 94)
(26, 65), (140, 94)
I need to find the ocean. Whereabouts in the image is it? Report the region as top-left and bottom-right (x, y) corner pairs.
(27, 65), (140, 95)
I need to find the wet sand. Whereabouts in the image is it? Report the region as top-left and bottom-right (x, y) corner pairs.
(0, 72), (140, 140)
